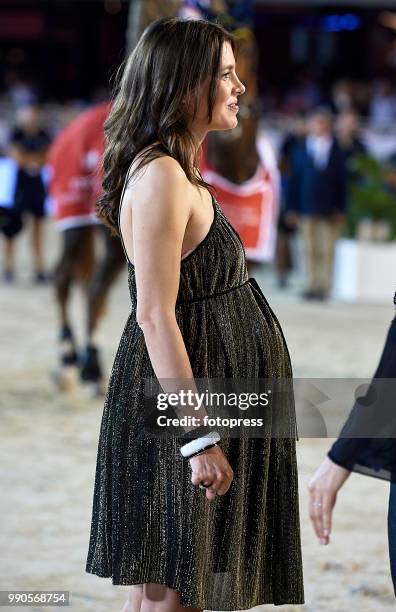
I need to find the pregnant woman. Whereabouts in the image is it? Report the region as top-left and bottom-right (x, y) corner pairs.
(85, 17), (304, 611)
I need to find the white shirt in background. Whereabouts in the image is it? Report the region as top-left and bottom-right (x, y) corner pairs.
(306, 135), (333, 169)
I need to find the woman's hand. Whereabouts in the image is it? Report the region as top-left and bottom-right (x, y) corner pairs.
(189, 445), (234, 501)
(308, 456), (351, 545)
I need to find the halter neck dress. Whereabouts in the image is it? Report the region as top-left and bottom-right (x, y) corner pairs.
(85, 180), (304, 609)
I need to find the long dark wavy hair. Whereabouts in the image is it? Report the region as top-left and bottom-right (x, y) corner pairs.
(97, 17), (235, 235)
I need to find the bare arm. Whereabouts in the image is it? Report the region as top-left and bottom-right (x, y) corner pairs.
(8, 143), (25, 166)
(128, 157), (207, 428)
(126, 156), (234, 499)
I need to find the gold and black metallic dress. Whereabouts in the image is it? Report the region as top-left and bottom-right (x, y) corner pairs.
(85, 193), (304, 609)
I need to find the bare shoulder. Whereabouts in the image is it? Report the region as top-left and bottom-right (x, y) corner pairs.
(125, 155), (190, 225)
(129, 155), (187, 196)
(146, 154), (186, 178)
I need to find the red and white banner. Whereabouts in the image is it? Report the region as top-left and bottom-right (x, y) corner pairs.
(200, 136), (280, 262)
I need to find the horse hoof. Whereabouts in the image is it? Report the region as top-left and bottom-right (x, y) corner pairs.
(80, 345), (103, 379)
(50, 365), (79, 391)
(85, 381), (105, 399)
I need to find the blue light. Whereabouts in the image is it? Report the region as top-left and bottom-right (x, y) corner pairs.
(322, 13), (361, 32)
(325, 16), (338, 32)
(342, 14), (360, 30)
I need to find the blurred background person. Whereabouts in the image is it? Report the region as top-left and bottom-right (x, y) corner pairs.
(4, 103), (51, 283)
(3, 69), (38, 109)
(336, 108), (366, 162)
(335, 108), (367, 233)
(369, 80), (396, 130)
(289, 107), (347, 301)
(275, 113), (306, 288)
(331, 79), (354, 114)
(0, 157), (22, 254)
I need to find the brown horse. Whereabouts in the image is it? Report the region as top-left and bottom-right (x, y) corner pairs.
(52, 224), (125, 396)
(49, 104), (125, 397)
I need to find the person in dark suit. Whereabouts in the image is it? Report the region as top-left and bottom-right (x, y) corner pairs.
(275, 114), (306, 288)
(288, 107), (347, 300)
(308, 292), (396, 594)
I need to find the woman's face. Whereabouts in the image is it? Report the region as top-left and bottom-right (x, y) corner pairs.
(190, 41), (246, 137)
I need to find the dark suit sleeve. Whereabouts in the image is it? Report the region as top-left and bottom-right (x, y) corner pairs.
(285, 144), (303, 213)
(328, 315), (396, 482)
(9, 127), (23, 146)
(334, 145), (347, 213)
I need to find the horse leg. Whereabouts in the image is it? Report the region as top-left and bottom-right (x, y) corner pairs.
(87, 225), (125, 334)
(51, 225), (95, 389)
(80, 226), (125, 395)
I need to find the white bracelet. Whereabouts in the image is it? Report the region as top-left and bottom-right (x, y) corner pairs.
(180, 431), (221, 458)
